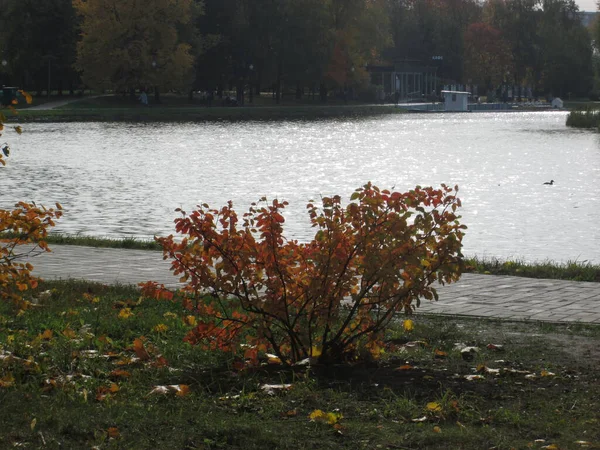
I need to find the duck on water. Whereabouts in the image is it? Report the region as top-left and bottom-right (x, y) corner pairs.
(543, 180), (554, 185)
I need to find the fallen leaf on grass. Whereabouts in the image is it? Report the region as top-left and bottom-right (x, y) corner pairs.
(109, 369), (131, 379)
(0, 373), (15, 387)
(476, 364), (500, 375)
(148, 384), (190, 397)
(434, 349), (447, 358)
(460, 347), (479, 361)
(411, 416), (428, 423)
(541, 370), (556, 377)
(395, 364), (414, 371)
(118, 308), (133, 319)
(541, 445), (559, 450)
(260, 383), (292, 395)
(464, 375), (484, 381)
(40, 329), (53, 340)
(433, 426), (442, 433)
(426, 402), (442, 412)
(487, 343), (504, 351)
(403, 319), (414, 332)
(133, 338), (150, 361)
(265, 353), (282, 365)
(107, 427), (120, 438)
(95, 383), (119, 401)
(309, 409), (343, 425)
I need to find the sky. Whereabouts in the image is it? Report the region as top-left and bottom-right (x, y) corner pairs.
(578, 0), (596, 11)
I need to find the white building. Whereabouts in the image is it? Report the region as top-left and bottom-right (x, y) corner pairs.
(551, 97), (564, 109)
(442, 90), (470, 112)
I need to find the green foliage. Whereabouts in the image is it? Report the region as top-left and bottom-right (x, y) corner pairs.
(144, 183), (466, 365)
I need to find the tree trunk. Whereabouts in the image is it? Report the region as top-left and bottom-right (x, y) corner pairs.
(154, 86), (160, 103)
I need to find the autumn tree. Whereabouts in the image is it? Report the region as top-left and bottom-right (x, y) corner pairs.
(463, 22), (513, 93)
(73, 0), (199, 97)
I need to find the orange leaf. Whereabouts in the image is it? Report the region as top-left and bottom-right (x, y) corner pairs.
(133, 338), (150, 360)
(40, 329), (53, 340)
(434, 349), (447, 358)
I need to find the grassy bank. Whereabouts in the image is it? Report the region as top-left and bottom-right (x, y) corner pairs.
(566, 106), (600, 129)
(0, 280), (598, 449)
(2, 94), (402, 123)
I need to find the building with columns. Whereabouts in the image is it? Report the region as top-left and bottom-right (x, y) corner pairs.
(367, 60), (438, 101)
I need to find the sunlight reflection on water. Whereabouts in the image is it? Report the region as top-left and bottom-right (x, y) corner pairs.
(2, 111), (599, 263)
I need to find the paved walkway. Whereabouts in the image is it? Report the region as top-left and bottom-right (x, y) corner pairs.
(23, 245), (600, 324)
(26, 95), (105, 110)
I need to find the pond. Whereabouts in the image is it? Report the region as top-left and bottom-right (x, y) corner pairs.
(2, 111), (599, 264)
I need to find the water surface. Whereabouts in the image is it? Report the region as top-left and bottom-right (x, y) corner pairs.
(2, 111), (598, 263)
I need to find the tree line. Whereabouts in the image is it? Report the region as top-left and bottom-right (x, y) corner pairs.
(0, 0), (596, 102)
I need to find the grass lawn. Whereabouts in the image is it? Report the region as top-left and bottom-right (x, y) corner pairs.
(1, 280), (598, 449)
(2, 93), (402, 123)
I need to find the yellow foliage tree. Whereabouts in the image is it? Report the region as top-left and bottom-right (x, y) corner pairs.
(73, 0), (197, 94)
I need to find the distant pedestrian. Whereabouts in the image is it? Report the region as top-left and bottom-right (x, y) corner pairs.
(139, 90), (148, 106)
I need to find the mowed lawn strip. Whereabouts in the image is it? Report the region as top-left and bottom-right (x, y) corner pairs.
(0, 280), (598, 449)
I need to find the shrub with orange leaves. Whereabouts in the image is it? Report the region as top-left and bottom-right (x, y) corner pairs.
(0, 202), (63, 307)
(144, 183), (465, 365)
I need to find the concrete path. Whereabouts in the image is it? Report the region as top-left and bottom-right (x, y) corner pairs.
(26, 95), (105, 110)
(24, 245), (600, 324)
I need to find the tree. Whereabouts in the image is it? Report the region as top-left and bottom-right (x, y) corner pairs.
(463, 22), (513, 92)
(73, 0), (197, 96)
(0, 0), (79, 94)
(142, 183), (465, 365)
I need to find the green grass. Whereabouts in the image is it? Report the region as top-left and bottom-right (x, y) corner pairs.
(0, 232), (162, 251)
(465, 255), (600, 282)
(2, 93), (403, 123)
(0, 280), (599, 449)
(566, 105), (600, 129)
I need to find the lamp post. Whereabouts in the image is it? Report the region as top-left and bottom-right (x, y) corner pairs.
(1, 59), (7, 88)
(248, 64), (254, 104)
(42, 55), (57, 98)
(152, 60), (160, 103)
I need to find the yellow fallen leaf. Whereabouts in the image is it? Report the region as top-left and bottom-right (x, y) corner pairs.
(541, 370), (555, 377)
(183, 315), (197, 326)
(309, 409), (325, 421)
(40, 329), (53, 340)
(118, 308), (133, 319)
(427, 402), (442, 412)
(30, 418), (36, 431)
(403, 319), (414, 332)
(107, 427), (120, 438)
(433, 426), (442, 433)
